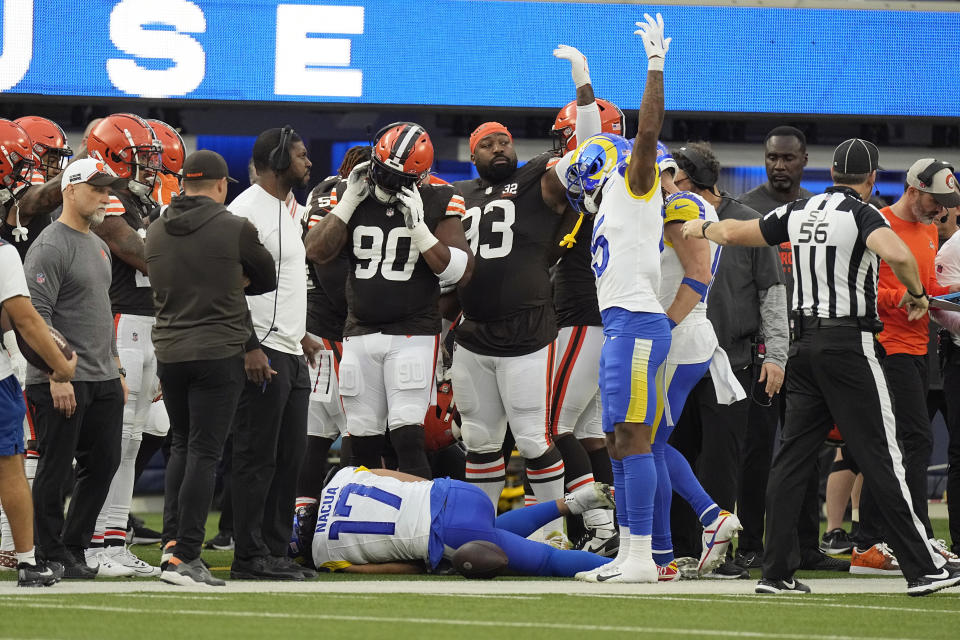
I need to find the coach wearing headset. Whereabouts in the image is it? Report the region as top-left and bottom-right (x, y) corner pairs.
(146, 150), (276, 585)
(228, 127), (320, 581)
(665, 142), (789, 577)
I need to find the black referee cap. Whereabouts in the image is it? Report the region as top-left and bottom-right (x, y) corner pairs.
(833, 139), (881, 174)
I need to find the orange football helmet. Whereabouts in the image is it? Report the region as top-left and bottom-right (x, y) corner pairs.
(14, 116), (72, 181)
(551, 98), (626, 153)
(369, 122), (433, 200)
(147, 119), (185, 175)
(423, 380), (460, 451)
(86, 113), (161, 197)
(0, 119), (35, 203)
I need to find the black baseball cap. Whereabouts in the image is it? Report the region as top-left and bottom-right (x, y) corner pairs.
(833, 138), (881, 174)
(182, 150), (238, 183)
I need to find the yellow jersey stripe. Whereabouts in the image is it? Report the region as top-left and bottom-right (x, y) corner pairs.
(625, 338), (653, 423)
(624, 163), (660, 202)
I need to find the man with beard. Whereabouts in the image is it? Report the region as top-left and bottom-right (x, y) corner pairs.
(293, 145), (369, 514)
(452, 120), (572, 542)
(305, 123), (472, 480)
(81, 114), (165, 577)
(227, 127), (320, 581)
(853, 158), (960, 574)
(23, 159), (129, 578)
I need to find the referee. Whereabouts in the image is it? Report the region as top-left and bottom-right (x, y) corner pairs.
(682, 138), (960, 596)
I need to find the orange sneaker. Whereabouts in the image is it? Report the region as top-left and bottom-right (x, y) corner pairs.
(851, 543), (902, 575)
(657, 560), (680, 582)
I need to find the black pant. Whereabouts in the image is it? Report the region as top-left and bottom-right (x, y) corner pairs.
(941, 355), (960, 554)
(668, 366), (752, 558)
(738, 374), (779, 552)
(763, 327), (938, 581)
(27, 380), (123, 561)
(159, 355), (245, 562)
(232, 347), (309, 559)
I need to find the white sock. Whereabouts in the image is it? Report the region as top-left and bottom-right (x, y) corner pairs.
(17, 548), (36, 566)
(627, 534), (652, 564)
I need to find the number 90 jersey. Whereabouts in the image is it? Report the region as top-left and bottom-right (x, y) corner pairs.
(311, 467), (436, 571)
(453, 153), (563, 356)
(338, 182), (464, 337)
(590, 163), (664, 314)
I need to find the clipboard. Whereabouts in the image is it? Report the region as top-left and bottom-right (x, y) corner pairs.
(930, 291), (960, 312)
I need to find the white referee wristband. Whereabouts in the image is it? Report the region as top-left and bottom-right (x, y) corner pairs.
(438, 246), (468, 287)
(409, 222), (439, 252)
(648, 56), (664, 72)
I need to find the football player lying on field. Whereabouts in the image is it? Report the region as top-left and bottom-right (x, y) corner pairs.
(289, 466), (614, 577)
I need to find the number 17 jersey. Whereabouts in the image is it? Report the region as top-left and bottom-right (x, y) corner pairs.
(312, 467), (440, 570)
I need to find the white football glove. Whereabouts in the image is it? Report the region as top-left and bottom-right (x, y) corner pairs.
(342, 161), (370, 207)
(635, 13), (670, 71)
(331, 161), (370, 224)
(553, 45), (591, 88)
(398, 186), (439, 251)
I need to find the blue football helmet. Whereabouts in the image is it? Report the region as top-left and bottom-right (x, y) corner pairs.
(564, 133), (633, 214)
(288, 503), (318, 569)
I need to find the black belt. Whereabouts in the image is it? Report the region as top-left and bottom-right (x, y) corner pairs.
(798, 315), (862, 330)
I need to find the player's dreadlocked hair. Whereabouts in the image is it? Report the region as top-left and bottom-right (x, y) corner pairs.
(338, 146), (372, 178)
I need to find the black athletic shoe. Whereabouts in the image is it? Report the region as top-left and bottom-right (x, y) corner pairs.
(702, 559), (750, 579)
(17, 560), (64, 587)
(270, 555), (317, 579)
(799, 549), (850, 572)
(57, 553), (97, 580)
(231, 555), (303, 581)
(127, 515), (162, 545)
(734, 549), (763, 570)
(755, 577), (811, 594)
(204, 532), (234, 551)
(821, 528), (855, 554)
(906, 565), (960, 597)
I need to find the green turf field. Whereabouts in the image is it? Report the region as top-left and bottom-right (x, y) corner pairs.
(0, 514), (956, 639)
(0, 588), (957, 639)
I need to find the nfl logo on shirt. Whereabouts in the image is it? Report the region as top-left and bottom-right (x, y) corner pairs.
(36, 272), (45, 284)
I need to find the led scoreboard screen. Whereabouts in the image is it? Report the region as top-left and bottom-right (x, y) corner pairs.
(1, 0), (955, 116)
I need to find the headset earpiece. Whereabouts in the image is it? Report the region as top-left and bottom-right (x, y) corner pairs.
(269, 125), (294, 173)
(675, 146), (718, 191)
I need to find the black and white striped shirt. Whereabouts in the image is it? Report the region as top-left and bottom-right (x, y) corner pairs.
(757, 186), (889, 320)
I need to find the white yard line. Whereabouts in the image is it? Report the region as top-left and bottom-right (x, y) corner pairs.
(0, 601), (927, 640)
(0, 577), (923, 597)
(583, 593), (960, 615)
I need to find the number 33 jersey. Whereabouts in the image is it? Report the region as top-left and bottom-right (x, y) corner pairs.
(311, 467), (437, 570)
(590, 163), (664, 314)
(453, 153), (564, 356)
(337, 182), (464, 337)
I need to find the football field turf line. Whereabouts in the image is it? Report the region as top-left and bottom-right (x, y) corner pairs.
(583, 593), (960, 615)
(0, 599), (935, 640)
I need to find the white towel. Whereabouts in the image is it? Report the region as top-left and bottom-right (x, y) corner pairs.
(708, 345), (747, 405)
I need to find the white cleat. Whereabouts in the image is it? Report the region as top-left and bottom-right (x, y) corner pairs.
(114, 546), (161, 577)
(576, 558), (619, 582)
(89, 549), (136, 578)
(544, 530), (573, 550)
(593, 559), (658, 583)
(564, 482), (616, 515)
(699, 511), (742, 576)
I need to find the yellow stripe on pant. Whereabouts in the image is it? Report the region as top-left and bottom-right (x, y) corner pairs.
(625, 338), (666, 431)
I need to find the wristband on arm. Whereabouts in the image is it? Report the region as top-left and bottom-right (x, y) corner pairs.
(681, 276), (710, 302)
